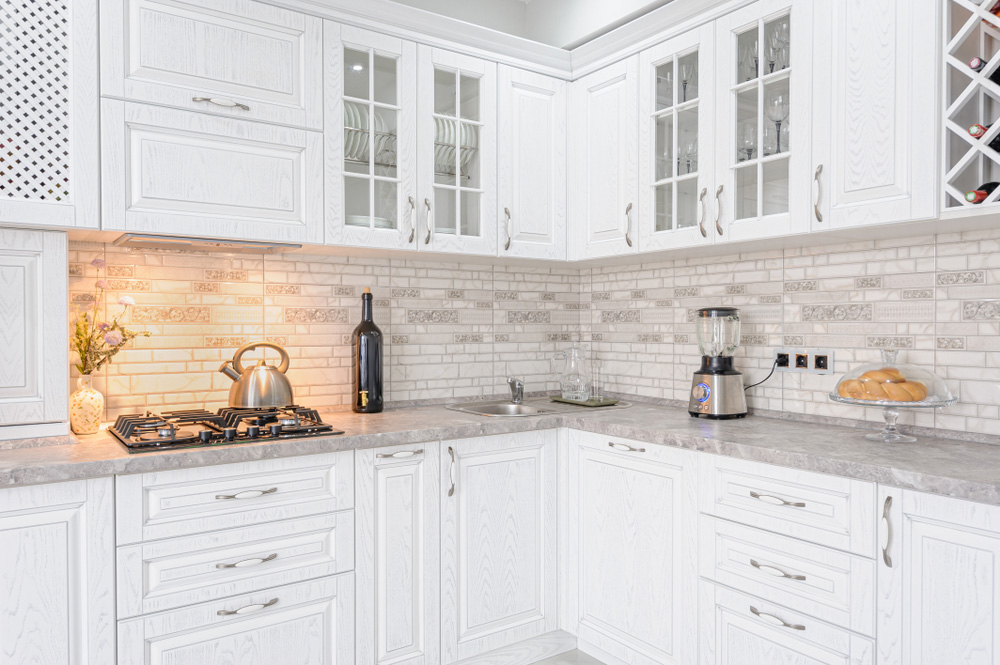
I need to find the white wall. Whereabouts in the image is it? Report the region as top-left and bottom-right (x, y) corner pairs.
(387, 0), (528, 38)
(525, 0), (673, 48)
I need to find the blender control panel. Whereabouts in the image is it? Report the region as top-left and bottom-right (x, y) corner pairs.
(692, 382), (711, 403)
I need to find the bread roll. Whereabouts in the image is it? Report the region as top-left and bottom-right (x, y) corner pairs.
(838, 377), (928, 402)
(863, 381), (889, 399)
(898, 381), (927, 401)
(860, 369), (900, 384)
(878, 367), (906, 382)
(883, 382), (914, 401)
(837, 379), (865, 399)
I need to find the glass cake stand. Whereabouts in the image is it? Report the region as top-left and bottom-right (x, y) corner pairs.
(828, 350), (956, 443)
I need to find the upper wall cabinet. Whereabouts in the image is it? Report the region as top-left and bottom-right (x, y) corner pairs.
(811, 0), (937, 229)
(713, 0), (813, 243)
(101, 100), (323, 243)
(638, 23), (716, 252)
(0, 0), (98, 229)
(497, 66), (567, 260)
(417, 46), (498, 256)
(569, 56), (640, 259)
(100, 0), (323, 130)
(326, 23), (418, 250)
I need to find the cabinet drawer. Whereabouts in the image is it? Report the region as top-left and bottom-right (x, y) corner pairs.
(118, 572), (354, 665)
(116, 451), (353, 544)
(101, 0), (322, 129)
(699, 516), (874, 636)
(698, 454), (875, 556)
(700, 582), (874, 665)
(117, 511), (354, 618)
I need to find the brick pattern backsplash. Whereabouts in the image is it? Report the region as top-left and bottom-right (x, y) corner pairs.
(69, 228), (1000, 441)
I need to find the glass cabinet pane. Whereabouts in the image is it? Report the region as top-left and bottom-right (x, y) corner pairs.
(736, 27), (759, 83)
(435, 187), (456, 234)
(656, 61), (673, 110)
(677, 107), (698, 175)
(763, 78), (790, 154)
(344, 49), (370, 100)
(678, 51), (699, 102)
(373, 54), (397, 105)
(764, 15), (791, 74)
(656, 114), (673, 180)
(435, 70), (456, 116)
(346, 177), (370, 224)
(735, 165), (757, 220)
(677, 178), (699, 228)
(460, 74), (480, 121)
(655, 184), (673, 232)
(762, 159), (789, 215)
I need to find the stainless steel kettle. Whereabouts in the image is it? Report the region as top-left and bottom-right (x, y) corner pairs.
(218, 342), (294, 408)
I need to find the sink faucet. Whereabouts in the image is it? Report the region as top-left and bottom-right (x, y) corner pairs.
(507, 377), (524, 404)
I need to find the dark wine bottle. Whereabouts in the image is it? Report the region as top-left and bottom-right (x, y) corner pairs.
(351, 287), (383, 413)
(968, 123), (1000, 153)
(985, 1), (1000, 25)
(969, 57), (1000, 85)
(966, 181), (1000, 204)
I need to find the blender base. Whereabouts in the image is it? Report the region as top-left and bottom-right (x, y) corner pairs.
(689, 411), (748, 420)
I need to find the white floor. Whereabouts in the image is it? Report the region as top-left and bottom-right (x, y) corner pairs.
(531, 651), (605, 665)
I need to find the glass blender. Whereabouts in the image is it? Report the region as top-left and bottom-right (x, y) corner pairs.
(688, 307), (748, 419)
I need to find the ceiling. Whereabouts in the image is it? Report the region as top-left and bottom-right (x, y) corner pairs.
(385, 0), (676, 49)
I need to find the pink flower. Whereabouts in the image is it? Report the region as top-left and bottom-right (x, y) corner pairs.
(97, 322), (110, 331)
(95, 279), (109, 290)
(90, 258), (106, 269)
(103, 330), (123, 346)
(118, 296), (135, 306)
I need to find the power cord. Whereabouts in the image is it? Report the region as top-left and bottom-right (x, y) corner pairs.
(744, 359), (777, 391)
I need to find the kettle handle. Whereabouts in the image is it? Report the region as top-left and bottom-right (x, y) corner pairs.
(232, 342), (290, 375)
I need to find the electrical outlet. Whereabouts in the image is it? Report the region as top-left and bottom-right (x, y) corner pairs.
(773, 348), (835, 375)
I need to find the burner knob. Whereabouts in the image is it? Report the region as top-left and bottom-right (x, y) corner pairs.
(269, 423), (283, 437)
(199, 430), (213, 444)
(246, 425), (260, 438)
(223, 427), (237, 441)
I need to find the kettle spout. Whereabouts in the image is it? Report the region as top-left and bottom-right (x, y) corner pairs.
(218, 361), (241, 382)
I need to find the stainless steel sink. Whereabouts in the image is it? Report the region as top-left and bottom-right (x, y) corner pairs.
(446, 400), (556, 417)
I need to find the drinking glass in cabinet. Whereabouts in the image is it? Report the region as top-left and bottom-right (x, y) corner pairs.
(656, 62), (674, 110)
(677, 106), (698, 174)
(678, 51), (699, 102)
(739, 123), (757, 162)
(765, 16), (791, 72)
(764, 83), (790, 154)
(737, 28), (759, 82)
(735, 88), (757, 162)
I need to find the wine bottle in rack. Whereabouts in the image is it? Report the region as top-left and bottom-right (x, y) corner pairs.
(968, 123), (1000, 152)
(965, 182), (999, 204)
(969, 57), (1000, 85)
(984, 1), (1000, 25)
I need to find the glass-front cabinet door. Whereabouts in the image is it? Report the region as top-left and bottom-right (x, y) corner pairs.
(714, 0), (812, 242)
(417, 46), (497, 255)
(326, 24), (417, 249)
(638, 23), (715, 252)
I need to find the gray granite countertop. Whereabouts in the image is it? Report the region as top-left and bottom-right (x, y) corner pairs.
(1, 400), (998, 505)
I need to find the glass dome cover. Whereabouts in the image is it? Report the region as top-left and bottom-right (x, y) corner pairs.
(829, 350), (954, 407)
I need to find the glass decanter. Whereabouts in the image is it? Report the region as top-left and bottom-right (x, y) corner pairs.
(556, 346), (591, 401)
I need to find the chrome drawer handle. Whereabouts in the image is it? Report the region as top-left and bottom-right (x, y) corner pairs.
(624, 202), (633, 247)
(424, 198), (432, 244)
(880, 495), (893, 568)
(750, 559), (806, 581)
(814, 164), (824, 223)
(215, 487), (277, 500)
(192, 96), (250, 112)
(377, 449), (423, 459)
(698, 188), (708, 237)
(750, 491), (805, 508)
(407, 196), (416, 243)
(217, 597), (278, 616)
(608, 441), (645, 453)
(750, 605), (805, 631)
(216, 553), (278, 569)
(448, 446), (456, 497)
(715, 185), (724, 235)
(504, 207), (512, 251)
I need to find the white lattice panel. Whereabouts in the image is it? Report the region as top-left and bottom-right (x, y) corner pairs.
(0, 0), (71, 203)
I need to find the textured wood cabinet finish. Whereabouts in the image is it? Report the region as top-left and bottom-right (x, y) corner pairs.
(100, 0), (323, 129)
(100, 100), (323, 243)
(811, 0), (937, 230)
(441, 430), (558, 664)
(356, 442), (441, 665)
(0, 478), (115, 665)
(117, 573), (355, 665)
(115, 451), (353, 544)
(0, 228), (68, 433)
(497, 66), (567, 260)
(567, 430), (697, 665)
(568, 56), (640, 259)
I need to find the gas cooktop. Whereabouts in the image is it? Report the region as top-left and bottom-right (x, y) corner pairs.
(109, 406), (344, 453)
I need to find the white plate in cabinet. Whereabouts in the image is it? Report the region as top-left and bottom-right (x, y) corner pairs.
(116, 451), (353, 544)
(699, 581), (874, 665)
(700, 515), (875, 636)
(100, 0), (322, 130)
(117, 511), (354, 618)
(100, 100), (323, 244)
(566, 430), (697, 665)
(698, 454), (875, 556)
(118, 572), (354, 665)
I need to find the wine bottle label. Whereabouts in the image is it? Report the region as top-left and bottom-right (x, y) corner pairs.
(360, 390), (369, 407)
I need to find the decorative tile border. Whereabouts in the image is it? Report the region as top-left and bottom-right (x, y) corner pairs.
(937, 337), (965, 349)
(637, 333), (663, 342)
(855, 276), (883, 289)
(409, 310), (460, 323)
(785, 280), (818, 292)
(334, 286), (356, 296)
(674, 287), (699, 297)
(962, 301), (1000, 320)
(938, 271), (985, 285)
(592, 292), (611, 301)
(205, 336), (248, 347)
(740, 334), (768, 345)
(285, 308), (348, 323)
(565, 303), (591, 310)
(108, 279), (151, 291)
(106, 265), (134, 277)
(391, 335), (410, 344)
(68, 263), (83, 277)
(631, 290), (647, 299)
(494, 291), (518, 300)
(867, 336), (914, 349)
(902, 289), (933, 299)
(392, 288), (421, 298)
(601, 310), (641, 323)
(540, 293), (556, 301)
(673, 334), (689, 343)
(547, 333), (574, 342)
(655, 299), (674, 307)
(132, 306), (210, 323)
(783, 335), (805, 345)
(205, 269), (247, 281)
(193, 282), (219, 293)
(455, 333), (483, 343)
(266, 284), (300, 295)
(494, 334), (510, 342)
(238, 296), (263, 305)
(447, 290), (465, 299)
(726, 285), (747, 295)
(508, 311), (551, 324)
(801, 304), (872, 321)
(758, 295), (782, 304)
(475, 301), (494, 309)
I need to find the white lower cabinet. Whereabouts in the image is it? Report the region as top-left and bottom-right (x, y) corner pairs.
(567, 430), (697, 665)
(0, 478), (115, 665)
(441, 431), (558, 664)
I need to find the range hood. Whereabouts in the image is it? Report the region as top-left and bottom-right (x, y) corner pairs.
(113, 233), (301, 254)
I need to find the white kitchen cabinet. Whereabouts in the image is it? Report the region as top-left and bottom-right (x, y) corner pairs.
(713, 0), (813, 243)
(638, 23), (716, 252)
(440, 431), (557, 664)
(496, 66), (567, 260)
(326, 23), (419, 250)
(0, 0), (98, 229)
(356, 442), (441, 665)
(811, 0), (938, 230)
(566, 431), (697, 665)
(100, 100), (323, 244)
(569, 56), (640, 259)
(417, 46), (498, 256)
(0, 478), (115, 665)
(100, 0), (323, 130)
(0, 228), (68, 438)
(878, 489), (1000, 664)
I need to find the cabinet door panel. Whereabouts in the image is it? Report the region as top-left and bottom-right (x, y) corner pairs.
(441, 431), (557, 663)
(101, 100), (323, 243)
(497, 66), (566, 259)
(101, 0), (322, 129)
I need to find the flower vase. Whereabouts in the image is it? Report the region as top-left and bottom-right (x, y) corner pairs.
(70, 376), (104, 435)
